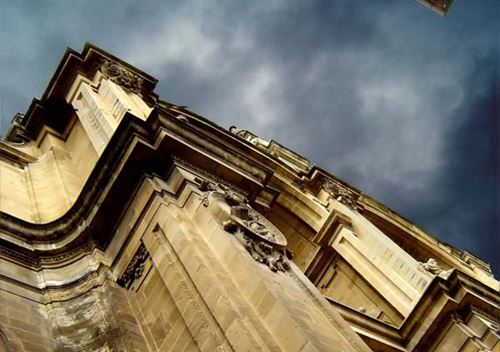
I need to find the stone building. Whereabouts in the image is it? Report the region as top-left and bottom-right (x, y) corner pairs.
(0, 43), (498, 352)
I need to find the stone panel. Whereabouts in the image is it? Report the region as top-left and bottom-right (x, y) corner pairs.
(0, 289), (55, 352)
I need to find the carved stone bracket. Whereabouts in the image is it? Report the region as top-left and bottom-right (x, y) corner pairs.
(322, 178), (360, 211)
(117, 242), (149, 289)
(100, 60), (144, 94)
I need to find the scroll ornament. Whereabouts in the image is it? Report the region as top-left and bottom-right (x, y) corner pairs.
(100, 60), (144, 94)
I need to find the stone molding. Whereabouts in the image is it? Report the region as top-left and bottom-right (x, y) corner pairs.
(419, 258), (453, 279)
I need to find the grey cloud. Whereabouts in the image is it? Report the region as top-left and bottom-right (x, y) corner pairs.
(0, 0), (498, 273)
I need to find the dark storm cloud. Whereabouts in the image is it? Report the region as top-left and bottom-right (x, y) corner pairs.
(0, 1), (498, 272)
(424, 52), (499, 267)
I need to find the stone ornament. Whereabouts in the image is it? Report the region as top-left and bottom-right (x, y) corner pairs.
(117, 242), (149, 289)
(322, 178), (359, 211)
(419, 258), (453, 279)
(198, 179), (291, 272)
(224, 220), (291, 272)
(198, 179), (247, 209)
(100, 59), (144, 94)
(228, 126), (247, 138)
(229, 207), (288, 248)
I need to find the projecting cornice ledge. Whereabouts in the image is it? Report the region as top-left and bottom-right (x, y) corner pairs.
(5, 42), (158, 143)
(0, 108), (278, 266)
(330, 270), (500, 352)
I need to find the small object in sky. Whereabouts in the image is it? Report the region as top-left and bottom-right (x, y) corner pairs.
(417, 0), (454, 16)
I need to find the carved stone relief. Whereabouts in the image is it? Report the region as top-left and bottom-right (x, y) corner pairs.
(224, 220), (292, 273)
(198, 179), (292, 272)
(322, 178), (359, 211)
(39, 240), (96, 265)
(419, 258), (453, 279)
(198, 179), (247, 209)
(100, 60), (144, 94)
(117, 242), (150, 289)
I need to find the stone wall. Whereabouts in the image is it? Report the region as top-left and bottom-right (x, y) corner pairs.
(47, 280), (149, 351)
(0, 274), (149, 351)
(130, 265), (199, 351)
(110, 178), (371, 352)
(0, 289), (55, 351)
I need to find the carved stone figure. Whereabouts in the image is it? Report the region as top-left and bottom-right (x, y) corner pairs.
(229, 125), (270, 149)
(247, 216), (274, 241)
(419, 258), (453, 279)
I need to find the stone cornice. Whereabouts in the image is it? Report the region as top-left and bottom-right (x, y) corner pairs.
(361, 200), (496, 282)
(329, 270), (500, 351)
(0, 141), (36, 166)
(5, 43), (158, 143)
(0, 108), (281, 266)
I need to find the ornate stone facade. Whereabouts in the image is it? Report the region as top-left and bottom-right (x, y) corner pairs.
(100, 59), (145, 94)
(0, 43), (498, 352)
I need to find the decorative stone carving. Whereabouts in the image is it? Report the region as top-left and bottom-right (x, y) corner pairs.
(229, 126), (271, 152)
(224, 221), (292, 272)
(419, 258), (453, 279)
(198, 179), (247, 209)
(199, 179), (291, 272)
(0, 245), (39, 267)
(322, 178), (359, 211)
(39, 240), (96, 265)
(100, 60), (144, 94)
(173, 156), (248, 197)
(117, 242), (149, 289)
(229, 126), (247, 138)
(232, 207), (288, 248)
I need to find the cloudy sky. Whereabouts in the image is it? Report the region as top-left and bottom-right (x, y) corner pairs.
(0, 0), (498, 273)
